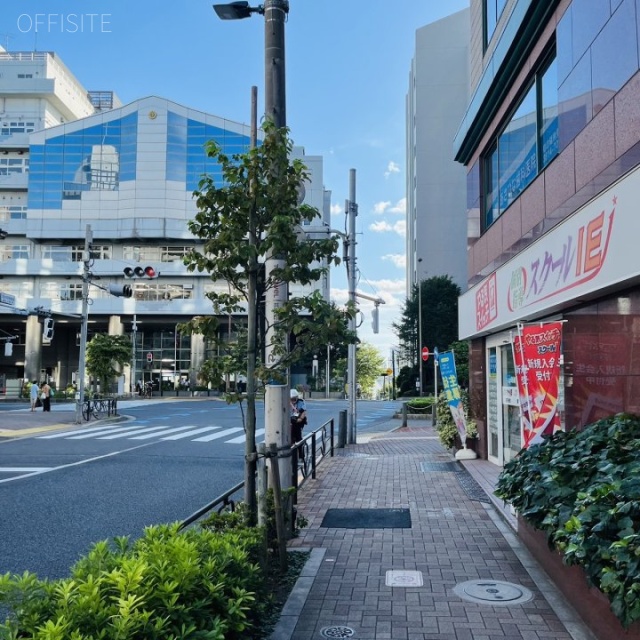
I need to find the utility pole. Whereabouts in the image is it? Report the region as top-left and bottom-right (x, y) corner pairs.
(131, 314), (137, 396)
(75, 224), (92, 424)
(346, 169), (358, 444)
(263, 0), (291, 494)
(418, 258), (423, 396)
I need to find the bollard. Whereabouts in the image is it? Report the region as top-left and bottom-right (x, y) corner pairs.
(402, 402), (408, 428)
(338, 409), (347, 448)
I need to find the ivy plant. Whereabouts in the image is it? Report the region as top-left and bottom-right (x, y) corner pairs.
(495, 413), (640, 627)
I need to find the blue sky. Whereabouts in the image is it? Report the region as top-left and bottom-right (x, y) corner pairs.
(4, 0), (469, 364)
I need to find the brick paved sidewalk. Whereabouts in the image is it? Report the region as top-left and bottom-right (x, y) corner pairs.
(281, 422), (590, 640)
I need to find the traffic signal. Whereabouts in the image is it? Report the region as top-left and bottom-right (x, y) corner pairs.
(123, 266), (159, 279)
(108, 284), (133, 298)
(371, 306), (380, 334)
(43, 317), (55, 341)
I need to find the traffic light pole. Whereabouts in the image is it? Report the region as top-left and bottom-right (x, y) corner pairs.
(75, 224), (92, 424)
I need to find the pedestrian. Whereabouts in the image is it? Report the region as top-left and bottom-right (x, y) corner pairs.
(290, 388), (308, 449)
(41, 381), (52, 412)
(29, 380), (40, 412)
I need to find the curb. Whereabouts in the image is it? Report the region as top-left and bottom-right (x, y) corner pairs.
(268, 547), (326, 640)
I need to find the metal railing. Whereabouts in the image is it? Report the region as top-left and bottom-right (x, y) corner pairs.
(79, 397), (118, 421)
(178, 418), (335, 530)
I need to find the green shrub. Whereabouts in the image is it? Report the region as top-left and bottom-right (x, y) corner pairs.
(0, 522), (264, 639)
(406, 397), (434, 410)
(495, 414), (640, 627)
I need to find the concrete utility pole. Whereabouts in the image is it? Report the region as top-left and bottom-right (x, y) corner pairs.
(262, 0), (291, 491)
(346, 169), (358, 444)
(75, 224), (92, 424)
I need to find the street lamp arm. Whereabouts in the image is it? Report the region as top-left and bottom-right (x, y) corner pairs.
(212, 2), (265, 20)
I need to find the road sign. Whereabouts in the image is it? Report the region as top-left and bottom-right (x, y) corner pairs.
(0, 292), (16, 306)
(146, 352), (153, 363)
(385, 368), (393, 376)
(421, 347), (429, 361)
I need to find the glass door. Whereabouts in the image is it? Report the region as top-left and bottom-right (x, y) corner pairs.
(501, 345), (521, 463)
(487, 346), (502, 464)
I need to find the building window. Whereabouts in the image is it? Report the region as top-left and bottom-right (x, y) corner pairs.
(0, 157), (29, 175)
(41, 283), (84, 301)
(41, 245), (111, 261)
(0, 205), (27, 221)
(0, 245), (29, 261)
(123, 245), (192, 262)
(482, 53), (558, 231)
(484, 0), (507, 49)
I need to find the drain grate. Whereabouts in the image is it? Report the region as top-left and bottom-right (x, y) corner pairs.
(321, 508), (411, 529)
(456, 470), (491, 503)
(420, 461), (461, 472)
(320, 626), (355, 638)
(453, 580), (534, 606)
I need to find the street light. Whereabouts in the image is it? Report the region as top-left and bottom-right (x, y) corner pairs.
(212, 0), (290, 511)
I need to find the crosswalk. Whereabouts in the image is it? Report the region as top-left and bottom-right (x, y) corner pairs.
(37, 422), (264, 445)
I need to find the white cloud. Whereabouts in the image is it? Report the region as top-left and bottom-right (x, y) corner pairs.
(373, 201), (391, 215)
(393, 220), (406, 237)
(389, 197), (406, 215)
(382, 254), (406, 268)
(330, 203), (342, 216)
(384, 161), (400, 178)
(369, 220), (392, 233)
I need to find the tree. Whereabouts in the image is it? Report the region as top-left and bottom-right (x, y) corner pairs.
(334, 342), (385, 397)
(85, 334), (131, 395)
(183, 121), (356, 523)
(393, 275), (462, 394)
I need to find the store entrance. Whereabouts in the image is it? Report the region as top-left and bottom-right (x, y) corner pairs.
(486, 334), (521, 466)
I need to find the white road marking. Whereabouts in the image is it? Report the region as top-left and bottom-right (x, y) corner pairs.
(192, 427), (244, 442)
(161, 427), (221, 440)
(226, 428), (264, 444)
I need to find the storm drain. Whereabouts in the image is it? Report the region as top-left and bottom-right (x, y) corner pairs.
(420, 461), (461, 472)
(321, 508), (411, 529)
(453, 580), (534, 606)
(320, 626), (355, 638)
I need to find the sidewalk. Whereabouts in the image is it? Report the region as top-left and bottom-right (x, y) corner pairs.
(274, 420), (596, 640)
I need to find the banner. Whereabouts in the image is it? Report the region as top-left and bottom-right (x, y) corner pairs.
(438, 351), (467, 441)
(514, 322), (563, 448)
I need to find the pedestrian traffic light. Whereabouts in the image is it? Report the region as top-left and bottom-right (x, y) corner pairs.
(43, 317), (55, 341)
(108, 284), (133, 298)
(123, 266), (159, 279)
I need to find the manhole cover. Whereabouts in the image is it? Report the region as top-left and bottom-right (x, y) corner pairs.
(453, 580), (533, 606)
(320, 626), (355, 638)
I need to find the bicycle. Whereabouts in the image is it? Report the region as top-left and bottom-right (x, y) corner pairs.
(143, 384), (153, 399)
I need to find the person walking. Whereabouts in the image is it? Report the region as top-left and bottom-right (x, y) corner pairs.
(41, 381), (52, 412)
(29, 380), (40, 412)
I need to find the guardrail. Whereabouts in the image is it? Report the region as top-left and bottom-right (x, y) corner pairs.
(79, 397), (118, 421)
(178, 418), (335, 530)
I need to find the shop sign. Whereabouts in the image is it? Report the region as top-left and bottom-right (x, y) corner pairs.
(459, 165), (640, 339)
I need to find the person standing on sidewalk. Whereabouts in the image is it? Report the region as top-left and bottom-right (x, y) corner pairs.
(41, 381), (52, 412)
(290, 388), (308, 447)
(29, 380), (40, 412)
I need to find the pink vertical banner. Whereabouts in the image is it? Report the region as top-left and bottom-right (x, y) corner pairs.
(517, 322), (563, 448)
(512, 333), (532, 447)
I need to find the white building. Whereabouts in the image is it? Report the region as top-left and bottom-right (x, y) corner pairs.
(0, 48), (330, 394)
(406, 9), (470, 295)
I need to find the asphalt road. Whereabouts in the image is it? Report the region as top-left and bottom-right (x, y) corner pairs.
(0, 398), (400, 580)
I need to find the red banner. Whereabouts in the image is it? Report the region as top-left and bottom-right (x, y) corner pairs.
(513, 322), (563, 448)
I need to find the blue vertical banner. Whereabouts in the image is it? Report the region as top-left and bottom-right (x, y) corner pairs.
(438, 351), (467, 441)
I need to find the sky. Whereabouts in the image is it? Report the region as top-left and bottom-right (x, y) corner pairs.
(3, 0), (469, 366)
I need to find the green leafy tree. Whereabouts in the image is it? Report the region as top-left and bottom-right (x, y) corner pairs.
(393, 275), (463, 394)
(334, 342), (385, 397)
(85, 334), (131, 395)
(183, 121), (356, 522)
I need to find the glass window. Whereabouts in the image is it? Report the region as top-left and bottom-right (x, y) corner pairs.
(482, 52), (558, 231)
(484, 0), (507, 48)
(540, 58), (559, 168)
(0, 245), (30, 260)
